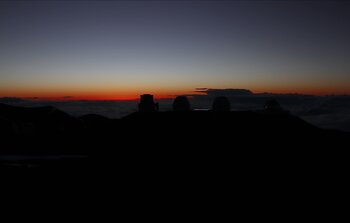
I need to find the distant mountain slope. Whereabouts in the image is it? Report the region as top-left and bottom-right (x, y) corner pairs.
(0, 102), (348, 157)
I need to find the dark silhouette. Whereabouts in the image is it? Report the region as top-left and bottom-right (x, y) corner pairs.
(0, 117), (16, 135)
(138, 94), (159, 112)
(173, 96), (191, 112)
(0, 96), (348, 210)
(212, 96), (231, 112)
(0, 95), (348, 178)
(263, 99), (287, 114)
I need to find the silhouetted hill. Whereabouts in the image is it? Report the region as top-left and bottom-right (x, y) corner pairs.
(0, 103), (348, 172)
(0, 103), (86, 156)
(0, 103), (82, 134)
(111, 110), (349, 205)
(120, 110), (347, 158)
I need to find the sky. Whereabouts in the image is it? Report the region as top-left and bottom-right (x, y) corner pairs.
(0, 0), (350, 100)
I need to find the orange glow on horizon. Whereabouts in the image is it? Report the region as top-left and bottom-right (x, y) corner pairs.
(0, 90), (181, 101)
(0, 86), (349, 101)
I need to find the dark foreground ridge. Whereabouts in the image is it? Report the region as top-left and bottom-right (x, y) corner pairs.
(0, 98), (348, 173)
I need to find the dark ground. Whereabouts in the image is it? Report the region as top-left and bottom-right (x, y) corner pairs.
(1, 102), (349, 213)
(1, 102), (348, 173)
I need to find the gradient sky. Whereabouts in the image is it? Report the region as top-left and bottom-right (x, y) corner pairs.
(1, 0), (350, 99)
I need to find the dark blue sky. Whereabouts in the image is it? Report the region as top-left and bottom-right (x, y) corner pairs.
(1, 0), (349, 98)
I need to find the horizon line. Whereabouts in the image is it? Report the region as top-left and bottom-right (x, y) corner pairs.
(1, 92), (350, 102)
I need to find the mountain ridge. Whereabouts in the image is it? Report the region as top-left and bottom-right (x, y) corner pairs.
(0, 102), (348, 171)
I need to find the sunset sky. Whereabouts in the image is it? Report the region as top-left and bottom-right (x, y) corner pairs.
(1, 0), (350, 100)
